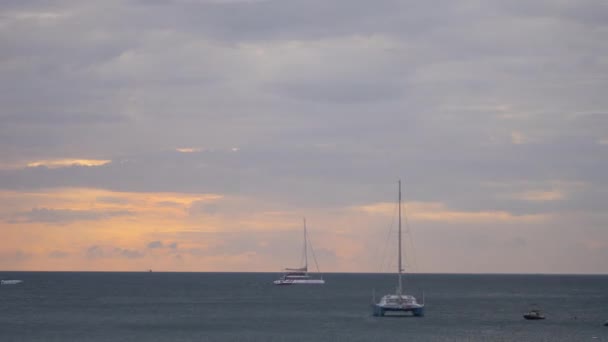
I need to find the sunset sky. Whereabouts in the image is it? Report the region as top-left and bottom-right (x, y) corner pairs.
(1, 0), (607, 273)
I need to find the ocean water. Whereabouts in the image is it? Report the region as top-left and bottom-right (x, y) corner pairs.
(1, 272), (607, 341)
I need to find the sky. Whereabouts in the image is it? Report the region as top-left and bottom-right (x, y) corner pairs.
(1, 0), (607, 274)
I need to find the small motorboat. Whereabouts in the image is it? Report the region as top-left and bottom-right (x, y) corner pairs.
(1, 279), (23, 285)
(523, 309), (545, 320)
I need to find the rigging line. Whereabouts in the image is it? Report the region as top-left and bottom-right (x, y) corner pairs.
(387, 192), (399, 275)
(299, 220), (306, 268)
(378, 198), (399, 273)
(401, 184), (419, 273)
(306, 233), (322, 276)
(300, 241), (306, 269)
(387, 245), (397, 275)
(403, 182), (424, 300)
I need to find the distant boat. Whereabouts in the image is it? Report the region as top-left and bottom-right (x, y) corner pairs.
(1, 280), (23, 285)
(371, 180), (424, 317)
(273, 218), (325, 285)
(523, 309), (546, 320)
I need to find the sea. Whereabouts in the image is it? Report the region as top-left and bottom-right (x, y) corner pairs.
(1, 272), (607, 341)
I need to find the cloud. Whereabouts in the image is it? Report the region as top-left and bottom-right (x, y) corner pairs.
(156, 201), (185, 208)
(114, 248), (144, 259)
(8, 207), (133, 224)
(96, 196), (131, 204)
(146, 240), (179, 251)
(0, 0), (607, 273)
(147, 241), (163, 249)
(188, 201), (220, 216)
(85, 245), (104, 259)
(508, 190), (565, 202)
(511, 131), (528, 145)
(48, 250), (70, 258)
(85, 245), (144, 259)
(356, 201), (548, 224)
(0, 250), (31, 262)
(176, 147), (202, 153)
(26, 159), (110, 169)
(505, 237), (527, 249)
(0, 112), (128, 126)
(274, 80), (403, 103)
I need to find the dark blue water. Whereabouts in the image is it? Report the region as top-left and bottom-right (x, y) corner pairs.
(1, 272), (607, 341)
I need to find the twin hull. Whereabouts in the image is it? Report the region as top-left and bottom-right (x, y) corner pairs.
(372, 303), (425, 317)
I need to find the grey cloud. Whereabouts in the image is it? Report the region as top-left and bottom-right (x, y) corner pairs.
(147, 240), (179, 251)
(85, 245), (144, 259)
(147, 241), (163, 249)
(96, 196), (131, 205)
(188, 201), (219, 216)
(85, 245), (104, 259)
(156, 201), (184, 208)
(1, 0), (608, 273)
(125, 0), (409, 42)
(114, 248), (144, 259)
(0, 250), (31, 262)
(505, 237), (527, 249)
(273, 81), (403, 103)
(0, 0), (71, 10)
(184, 247), (205, 256)
(8, 207), (133, 224)
(48, 250), (70, 258)
(1, 0), (605, 163)
(1, 112), (128, 126)
(0, 134), (607, 216)
(172, 229), (329, 263)
(498, 1), (608, 26)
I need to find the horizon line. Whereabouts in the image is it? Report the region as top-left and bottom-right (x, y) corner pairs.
(1, 270), (607, 276)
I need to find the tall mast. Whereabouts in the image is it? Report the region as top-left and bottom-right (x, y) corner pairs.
(398, 179), (403, 295)
(303, 217), (308, 270)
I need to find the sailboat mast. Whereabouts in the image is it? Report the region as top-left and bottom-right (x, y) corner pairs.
(303, 217), (308, 270)
(398, 179), (403, 295)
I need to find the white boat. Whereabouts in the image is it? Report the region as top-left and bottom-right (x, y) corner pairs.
(273, 218), (325, 285)
(1, 279), (23, 285)
(372, 180), (424, 317)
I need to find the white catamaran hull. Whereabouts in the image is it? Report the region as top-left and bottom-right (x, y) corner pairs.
(372, 303), (425, 317)
(273, 279), (325, 285)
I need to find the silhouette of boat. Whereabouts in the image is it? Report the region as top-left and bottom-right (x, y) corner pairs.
(523, 309), (545, 320)
(273, 218), (325, 285)
(371, 180), (424, 317)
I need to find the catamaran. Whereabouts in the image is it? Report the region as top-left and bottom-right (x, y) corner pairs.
(371, 180), (424, 317)
(273, 218), (325, 285)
